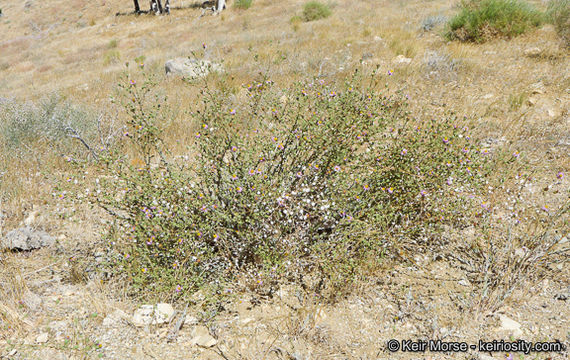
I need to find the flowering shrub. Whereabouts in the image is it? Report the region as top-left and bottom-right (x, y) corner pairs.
(97, 69), (491, 301)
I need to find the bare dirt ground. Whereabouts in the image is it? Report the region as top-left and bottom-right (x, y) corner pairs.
(0, 0), (568, 359)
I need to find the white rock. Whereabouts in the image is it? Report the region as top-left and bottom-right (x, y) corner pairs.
(190, 325), (217, 347)
(102, 309), (129, 327)
(184, 314), (199, 325)
(155, 303), (175, 324)
(458, 279), (470, 287)
(132, 305), (155, 327)
(23, 211), (38, 226)
(498, 315), (523, 337)
(36, 332), (49, 343)
(392, 55), (412, 65)
(524, 47), (541, 57)
(132, 304), (174, 327)
(239, 317), (254, 325)
(165, 58), (222, 78)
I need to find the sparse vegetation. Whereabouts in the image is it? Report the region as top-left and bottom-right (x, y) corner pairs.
(546, 0), (570, 46)
(103, 49), (121, 65)
(302, 1), (332, 22)
(445, 0), (545, 42)
(234, 0), (253, 10)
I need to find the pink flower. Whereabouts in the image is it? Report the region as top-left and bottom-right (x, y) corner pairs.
(512, 151), (520, 158)
(443, 137), (449, 144)
(557, 171), (564, 180)
(175, 285), (182, 292)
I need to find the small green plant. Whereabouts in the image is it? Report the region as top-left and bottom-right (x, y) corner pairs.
(290, 15), (303, 31)
(103, 50), (121, 65)
(445, 0), (544, 42)
(546, 0), (569, 47)
(508, 91), (528, 110)
(302, 1), (332, 22)
(108, 39), (118, 49)
(234, 0), (253, 10)
(134, 55), (146, 65)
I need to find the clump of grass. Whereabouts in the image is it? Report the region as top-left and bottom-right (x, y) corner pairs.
(508, 91), (528, 110)
(445, 0), (545, 43)
(103, 50), (121, 65)
(302, 1), (332, 22)
(234, 0), (253, 10)
(90, 68), (492, 303)
(108, 39), (118, 49)
(546, 0), (570, 47)
(290, 15), (303, 31)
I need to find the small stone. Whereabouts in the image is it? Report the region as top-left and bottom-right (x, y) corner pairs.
(22, 290), (42, 311)
(36, 332), (49, 343)
(392, 55), (412, 65)
(373, 36), (382, 42)
(184, 314), (199, 325)
(524, 47), (541, 57)
(23, 211), (38, 226)
(239, 317), (254, 325)
(132, 304), (174, 327)
(458, 279), (470, 287)
(497, 315), (523, 337)
(103, 309), (129, 327)
(165, 58), (222, 78)
(155, 303), (175, 324)
(132, 305), (155, 327)
(190, 325), (217, 347)
(514, 248), (526, 258)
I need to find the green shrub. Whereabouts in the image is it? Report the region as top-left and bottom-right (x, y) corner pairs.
(445, 0), (544, 42)
(302, 1), (332, 22)
(234, 0), (253, 10)
(546, 0), (570, 47)
(93, 68), (492, 302)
